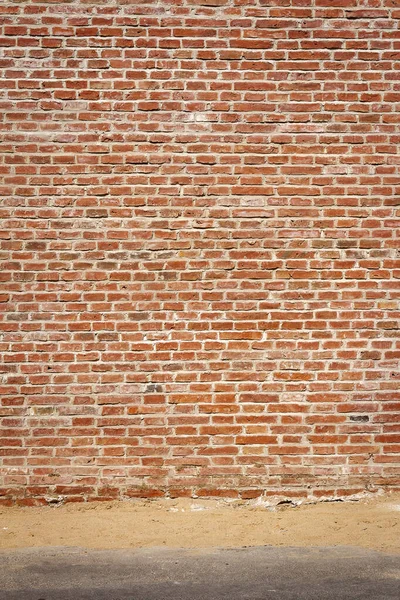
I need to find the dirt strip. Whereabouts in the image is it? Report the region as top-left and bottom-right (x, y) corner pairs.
(1, 492), (399, 553)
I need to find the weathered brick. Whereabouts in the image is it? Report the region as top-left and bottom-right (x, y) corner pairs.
(0, 0), (399, 504)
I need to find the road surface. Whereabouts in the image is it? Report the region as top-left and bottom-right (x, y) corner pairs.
(1, 545), (399, 600)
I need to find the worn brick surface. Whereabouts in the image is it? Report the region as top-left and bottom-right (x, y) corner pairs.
(0, 0), (399, 505)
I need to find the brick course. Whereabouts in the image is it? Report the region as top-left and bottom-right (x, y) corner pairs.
(0, 0), (399, 505)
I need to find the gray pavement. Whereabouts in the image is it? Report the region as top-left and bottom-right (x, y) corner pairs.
(0, 546), (399, 600)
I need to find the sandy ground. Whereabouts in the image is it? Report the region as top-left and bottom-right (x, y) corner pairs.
(0, 493), (399, 554)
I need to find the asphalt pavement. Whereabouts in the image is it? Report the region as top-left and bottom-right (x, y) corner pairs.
(0, 545), (399, 600)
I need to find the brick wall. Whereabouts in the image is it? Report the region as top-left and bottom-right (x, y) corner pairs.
(1, 0), (399, 505)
